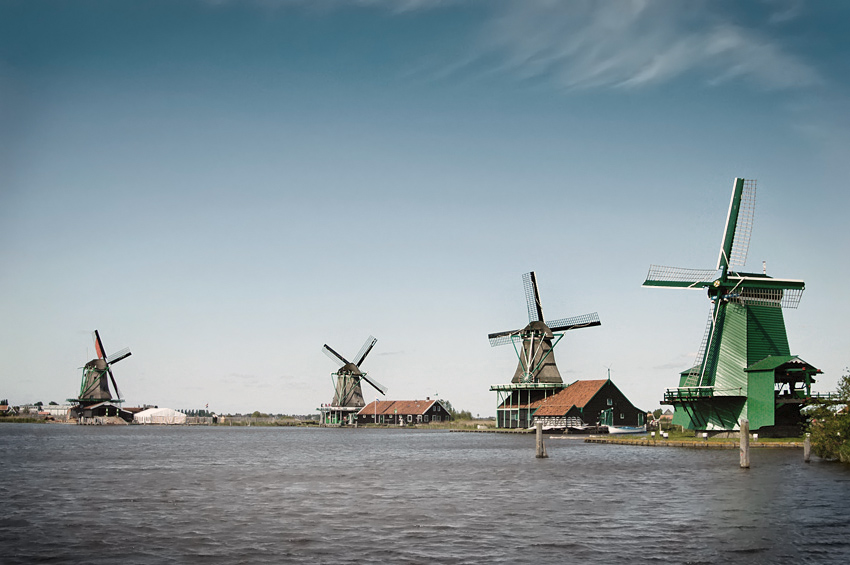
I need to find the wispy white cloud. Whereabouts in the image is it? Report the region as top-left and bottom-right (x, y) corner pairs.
(199, 1), (821, 91)
(472, 0), (821, 90)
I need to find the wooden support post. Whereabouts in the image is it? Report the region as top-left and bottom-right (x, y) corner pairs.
(740, 419), (750, 469)
(535, 421), (548, 458)
(804, 433), (811, 463)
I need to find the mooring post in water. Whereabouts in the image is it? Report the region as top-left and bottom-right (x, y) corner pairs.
(740, 419), (750, 469)
(804, 433), (811, 463)
(535, 421), (548, 458)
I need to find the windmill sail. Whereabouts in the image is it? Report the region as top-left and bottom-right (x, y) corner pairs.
(643, 266), (720, 288)
(523, 271), (544, 323)
(728, 179), (756, 269)
(353, 335), (377, 367)
(106, 347), (132, 364)
(322, 344), (349, 367)
(548, 312), (601, 332)
(361, 374), (387, 395)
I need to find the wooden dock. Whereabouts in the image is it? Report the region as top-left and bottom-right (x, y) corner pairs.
(584, 437), (802, 449)
(449, 428), (531, 433)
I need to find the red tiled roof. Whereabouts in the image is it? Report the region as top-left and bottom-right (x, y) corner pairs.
(533, 403), (578, 417)
(357, 399), (440, 416)
(532, 380), (608, 416)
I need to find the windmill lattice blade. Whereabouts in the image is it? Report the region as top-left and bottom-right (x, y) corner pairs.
(322, 344), (349, 367)
(643, 265), (720, 288)
(360, 374), (387, 395)
(548, 313), (601, 332)
(107, 367), (121, 401)
(488, 328), (520, 347)
(729, 179), (756, 269)
(690, 309), (715, 386)
(523, 271), (544, 323)
(93, 330), (107, 359)
(353, 335), (377, 367)
(106, 347), (131, 365)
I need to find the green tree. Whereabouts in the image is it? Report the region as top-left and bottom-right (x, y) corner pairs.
(440, 400), (472, 421)
(807, 367), (850, 463)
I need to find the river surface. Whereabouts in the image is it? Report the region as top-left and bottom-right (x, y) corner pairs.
(1, 425), (848, 564)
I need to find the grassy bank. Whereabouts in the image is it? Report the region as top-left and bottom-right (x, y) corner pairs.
(0, 416), (47, 424)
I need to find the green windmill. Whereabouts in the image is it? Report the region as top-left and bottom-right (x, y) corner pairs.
(644, 178), (819, 433)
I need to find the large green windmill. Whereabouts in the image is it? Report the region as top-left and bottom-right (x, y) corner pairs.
(644, 178), (819, 433)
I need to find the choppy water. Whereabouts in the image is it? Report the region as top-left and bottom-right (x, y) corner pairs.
(1, 425), (849, 564)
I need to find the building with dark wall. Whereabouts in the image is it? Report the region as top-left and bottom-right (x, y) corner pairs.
(532, 379), (644, 430)
(71, 401), (134, 423)
(356, 399), (451, 425)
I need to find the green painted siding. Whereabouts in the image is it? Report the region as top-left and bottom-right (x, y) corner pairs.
(671, 406), (694, 428)
(673, 397), (745, 431)
(704, 397), (747, 430)
(746, 305), (790, 365)
(746, 369), (775, 429)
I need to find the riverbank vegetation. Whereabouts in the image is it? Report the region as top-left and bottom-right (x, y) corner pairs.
(807, 368), (850, 463)
(0, 415), (46, 424)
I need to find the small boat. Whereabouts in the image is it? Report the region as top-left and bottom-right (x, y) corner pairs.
(606, 424), (647, 435)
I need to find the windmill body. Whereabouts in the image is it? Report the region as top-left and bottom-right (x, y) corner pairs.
(68, 330), (134, 423)
(644, 178), (820, 433)
(509, 321), (563, 384)
(79, 358), (113, 402)
(319, 336), (386, 426)
(488, 272), (601, 428)
(332, 362), (367, 408)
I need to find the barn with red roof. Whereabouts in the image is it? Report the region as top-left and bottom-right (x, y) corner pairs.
(531, 379), (645, 431)
(356, 398), (451, 426)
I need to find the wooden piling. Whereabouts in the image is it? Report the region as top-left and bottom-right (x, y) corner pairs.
(535, 422), (548, 458)
(739, 419), (750, 468)
(804, 434), (811, 463)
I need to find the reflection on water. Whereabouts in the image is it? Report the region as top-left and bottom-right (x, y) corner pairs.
(1, 425), (849, 564)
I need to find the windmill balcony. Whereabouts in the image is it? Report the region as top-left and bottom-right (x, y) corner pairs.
(663, 387), (715, 404)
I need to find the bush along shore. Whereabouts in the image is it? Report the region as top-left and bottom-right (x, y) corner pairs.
(806, 368), (850, 463)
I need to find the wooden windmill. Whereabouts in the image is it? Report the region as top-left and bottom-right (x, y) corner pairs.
(488, 271), (601, 428)
(319, 336), (386, 425)
(68, 330), (133, 422)
(644, 178), (820, 433)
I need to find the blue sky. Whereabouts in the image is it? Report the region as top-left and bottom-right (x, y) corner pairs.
(2, 0), (849, 417)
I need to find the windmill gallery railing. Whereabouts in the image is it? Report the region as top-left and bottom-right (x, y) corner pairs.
(663, 386), (755, 403)
(666, 387), (837, 405)
(664, 387), (715, 403)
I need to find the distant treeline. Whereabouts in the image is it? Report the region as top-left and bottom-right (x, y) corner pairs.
(179, 409), (215, 417)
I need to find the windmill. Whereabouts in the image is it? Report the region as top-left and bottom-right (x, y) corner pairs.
(320, 336), (386, 425)
(489, 271), (601, 384)
(488, 271), (601, 428)
(644, 178), (819, 432)
(69, 330), (133, 422)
